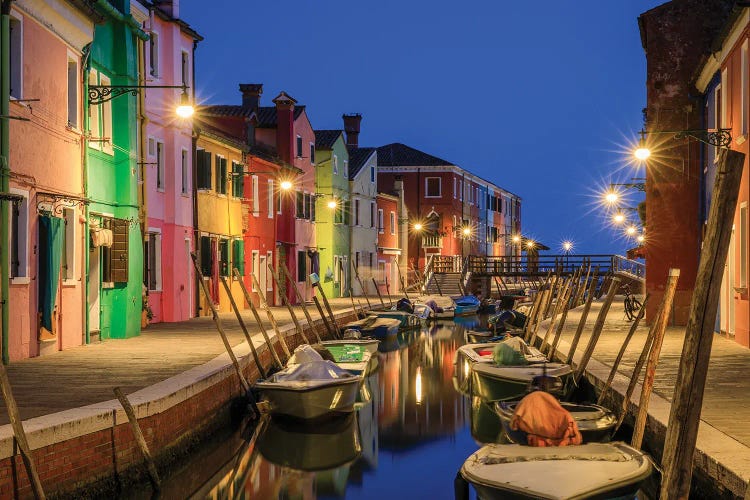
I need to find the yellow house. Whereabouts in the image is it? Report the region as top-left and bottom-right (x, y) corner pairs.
(195, 126), (247, 315)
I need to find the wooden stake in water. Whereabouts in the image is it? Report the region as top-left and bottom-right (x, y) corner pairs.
(278, 261), (324, 343)
(566, 267), (600, 365)
(351, 260), (372, 308)
(314, 280), (341, 339)
(114, 387), (161, 493)
(267, 264), (309, 345)
(373, 277), (386, 308)
(220, 275), (267, 379)
(190, 253), (251, 392)
(250, 273), (291, 359)
(572, 277), (620, 384)
(631, 269), (679, 450)
(232, 268), (284, 369)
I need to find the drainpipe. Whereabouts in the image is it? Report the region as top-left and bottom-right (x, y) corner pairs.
(191, 38), (199, 317)
(82, 43), (92, 345)
(1, 0), (12, 364)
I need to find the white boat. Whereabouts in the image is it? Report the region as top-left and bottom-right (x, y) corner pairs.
(455, 339), (546, 366)
(412, 303), (435, 321)
(321, 338), (380, 355)
(460, 442), (652, 499)
(416, 295), (456, 318)
(255, 346), (361, 420)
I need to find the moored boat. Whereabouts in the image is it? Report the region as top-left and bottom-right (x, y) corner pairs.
(416, 295), (456, 318)
(453, 295), (481, 316)
(493, 400), (616, 444)
(341, 315), (401, 339)
(321, 338), (380, 355)
(460, 442), (652, 500)
(471, 362), (572, 402)
(413, 303), (435, 321)
(289, 343), (377, 376)
(370, 310), (423, 330)
(255, 347), (361, 420)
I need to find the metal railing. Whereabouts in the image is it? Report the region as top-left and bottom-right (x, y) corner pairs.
(462, 254), (618, 276)
(612, 254), (645, 279)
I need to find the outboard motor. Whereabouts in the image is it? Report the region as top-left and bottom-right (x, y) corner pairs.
(396, 297), (414, 313)
(343, 328), (362, 340)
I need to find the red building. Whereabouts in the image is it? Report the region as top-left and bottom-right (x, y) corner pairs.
(377, 143), (521, 270)
(376, 192), (401, 295)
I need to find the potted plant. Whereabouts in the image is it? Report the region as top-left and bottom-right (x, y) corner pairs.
(142, 295), (153, 328)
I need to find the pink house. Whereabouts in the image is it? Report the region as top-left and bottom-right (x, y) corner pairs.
(138, 0), (202, 323)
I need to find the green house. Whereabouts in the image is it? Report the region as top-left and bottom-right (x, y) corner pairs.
(314, 130), (351, 298)
(84, 0), (148, 340)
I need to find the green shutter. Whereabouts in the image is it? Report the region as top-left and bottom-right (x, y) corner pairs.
(110, 218), (129, 283)
(233, 240), (245, 276)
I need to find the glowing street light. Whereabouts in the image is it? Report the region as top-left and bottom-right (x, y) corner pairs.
(175, 90), (194, 118)
(613, 213), (626, 224)
(462, 227), (471, 237)
(413, 223), (423, 231)
(637, 234), (645, 243)
(626, 225), (638, 236)
(512, 235), (521, 244)
(562, 241), (573, 253)
(327, 199), (337, 209)
(605, 191), (619, 205)
(280, 180), (293, 191)
(526, 240), (535, 249)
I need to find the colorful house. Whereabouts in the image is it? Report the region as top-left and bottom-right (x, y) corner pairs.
(2, 0), (96, 360)
(376, 192), (402, 297)
(85, 0), (148, 341)
(314, 129), (350, 298)
(139, 0), (201, 323)
(194, 125), (247, 315)
(693, 4), (750, 346)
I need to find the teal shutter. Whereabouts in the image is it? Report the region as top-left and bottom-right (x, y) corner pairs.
(233, 240), (245, 275)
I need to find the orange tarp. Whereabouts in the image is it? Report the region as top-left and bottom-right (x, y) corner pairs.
(510, 391), (582, 447)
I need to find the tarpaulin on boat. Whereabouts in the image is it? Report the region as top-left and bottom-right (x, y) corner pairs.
(510, 391), (582, 447)
(492, 337), (530, 365)
(273, 345), (354, 382)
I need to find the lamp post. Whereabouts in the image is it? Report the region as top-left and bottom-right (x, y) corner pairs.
(88, 84), (194, 118)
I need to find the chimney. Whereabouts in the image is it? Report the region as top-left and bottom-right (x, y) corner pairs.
(156, 0), (180, 18)
(342, 113), (362, 148)
(239, 83), (263, 111)
(273, 91), (297, 164)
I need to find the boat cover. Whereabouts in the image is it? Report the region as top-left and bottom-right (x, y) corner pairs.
(493, 337), (534, 365)
(454, 295), (481, 307)
(273, 345), (353, 382)
(510, 391), (582, 447)
(472, 442), (637, 465)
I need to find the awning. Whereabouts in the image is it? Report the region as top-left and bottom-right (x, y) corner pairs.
(90, 227), (113, 248)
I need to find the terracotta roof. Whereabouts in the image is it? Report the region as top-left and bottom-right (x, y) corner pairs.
(347, 147), (376, 180)
(314, 130), (343, 150)
(376, 143), (454, 167)
(200, 105), (306, 127)
(255, 106), (306, 127)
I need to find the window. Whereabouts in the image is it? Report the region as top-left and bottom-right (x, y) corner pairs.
(304, 193), (312, 220)
(459, 180), (463, 201)
(378, 208), (384, 233)
(88, 70), (113, 155)
(343, 160), (348, 177)
(741, 203), (748, 288)
(197, 149), (212, 189)
(181, 149), (189, 195)
(333, 255), (340, 283)
(425, 177), (441, 198)
(355, 251), (360, 271)
(354, 199), (360, 226)
(296, 135), (303, 158)
(232, 240), (245, 276)
(370, 201), (376, 228)
(149, 32), (159, 77)
(266, 251), (273, 291)
(67, 56), (78, 128)
(156, 141), (164, 190)
(9, 13), (21, 99)
(310, 193), (316, 222)
(343, 199), (351, 225)
(390, 211), (396, 235)
(218, 239), (229, 277)
(721, 68), (728, 129)
(252, 175), (259, 214)
(232, 162), (244, 198)
(215, 156), (227, 194)
(296, 191), (304, 218)
(9, 190), (28, 280)
(277, 187), (283, 214)
(310, 143), (315, 164)
(181, 51), (189, 92)
(199, 235), (212, 277)
(63, 208), (76, 281)
(148, 138), (155, 157)
(333, 155), (338, 175)
(370, 165), (375, 183)
(297, 250), (307, 282)
(369, 252), (374, 269)
(454, 178), (457, 199)
(743, 41), (748, 137)
(378, 261), (386, 282)
(109, 218), (129, 283)
(267, 180), (274, 218)
(144, 231), (162, 291)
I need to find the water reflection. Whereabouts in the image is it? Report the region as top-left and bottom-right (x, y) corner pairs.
(199, 321), (475, 499)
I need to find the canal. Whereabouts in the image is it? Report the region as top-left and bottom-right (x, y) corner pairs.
(146, 318), (489, 499)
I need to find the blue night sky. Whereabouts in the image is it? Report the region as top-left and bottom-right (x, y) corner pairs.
(181, 0), (663, 255)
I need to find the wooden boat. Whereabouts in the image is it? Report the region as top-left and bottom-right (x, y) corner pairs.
(460, 442), (652, 499)
(415, 295), (456, 318)
(257, 413), (361, 471)
(321, 338), (380, 356)
(289, 343), (377, 376)
(341, 316), (400, 339)
(370, 310), (423, 330)
(493, 401), (617, 444)
(255, 347), (361, 420)
(455, 340), (546, 367)
(464, 329), (506, 344)
(412, 303), (435, 321)
(453, 295), (481, 316)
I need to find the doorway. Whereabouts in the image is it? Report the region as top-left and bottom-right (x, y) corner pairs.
(88, 245), (101, 339)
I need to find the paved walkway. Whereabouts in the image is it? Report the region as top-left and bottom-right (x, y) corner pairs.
(0, 298), (361, 425)
(544, 299), (750, 448)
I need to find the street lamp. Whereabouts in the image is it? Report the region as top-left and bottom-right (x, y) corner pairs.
(88, 84), (194, 118)
(562, 241), (573, 253)
(462, 227), (471, 236)
(280, 180), (293, 191)
(613, 213), (626, 224)
(327, 199), (337, 209)
(413, 222), (423, 231)
(632, 127), (732, 161)
(626, 225), (638, 236)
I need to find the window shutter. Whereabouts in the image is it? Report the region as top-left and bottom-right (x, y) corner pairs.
(233, 240), (245, 275)
(111, 218), (129, 283)
(200, 236), (212, 277)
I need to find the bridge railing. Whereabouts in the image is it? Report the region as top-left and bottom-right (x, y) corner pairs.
(612, 254), (645, 279)
(465, 254), (617, 276)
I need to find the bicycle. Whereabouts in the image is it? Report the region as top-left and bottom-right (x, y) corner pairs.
(622, 284), (643, 321)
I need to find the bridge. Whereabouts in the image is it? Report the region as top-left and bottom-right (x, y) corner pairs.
(416, 254), (644, 297)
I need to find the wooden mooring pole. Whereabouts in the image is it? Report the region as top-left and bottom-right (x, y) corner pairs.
(267, 264), (310, 345)
(113, 387), (160, 493)
(314, 281), (342, 339)
(566, 267), (600, 365)
(0, 363), (45, 499)
(351, 260), (372, 309)
(279, 262), (324, 343)
(631, 269), (679, 450)
(220, 276), (267, 379)
(250, 273), (292, 359)
(572, 277), (620, 384)
(661, 149), (745, 499)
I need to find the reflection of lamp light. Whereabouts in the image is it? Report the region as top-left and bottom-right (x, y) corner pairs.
(280, 180), (293, 191)
(415, 367), (422, 405)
